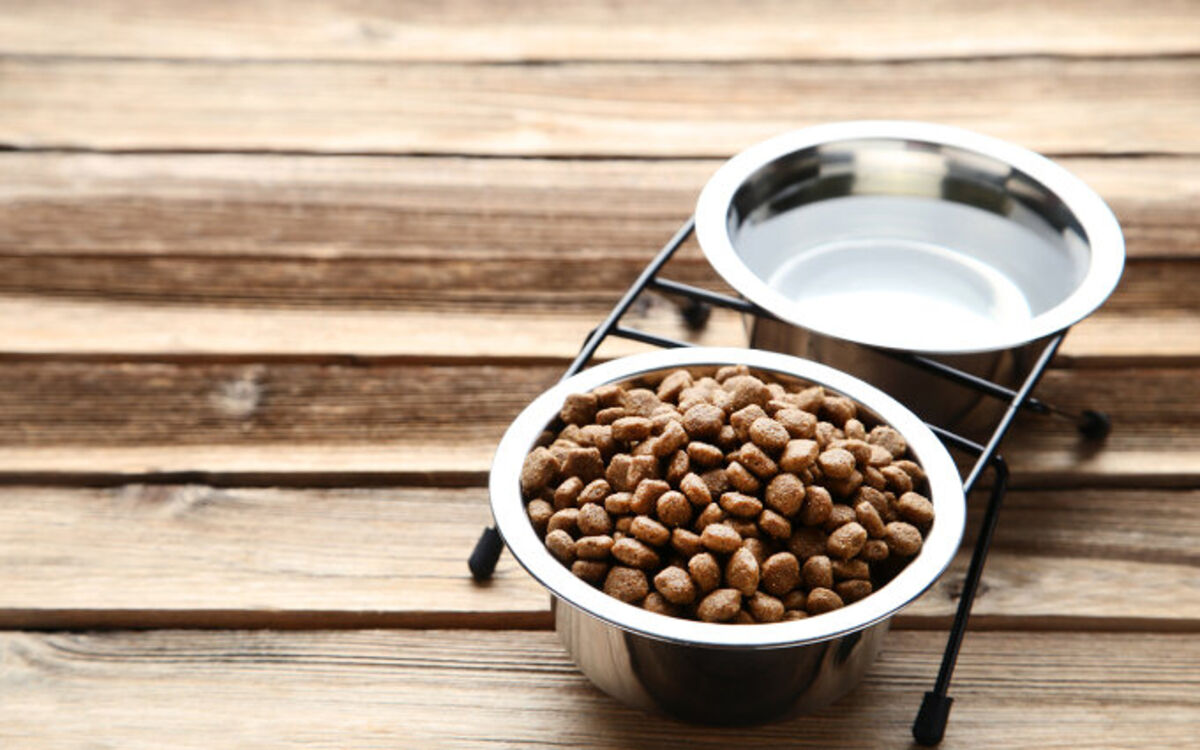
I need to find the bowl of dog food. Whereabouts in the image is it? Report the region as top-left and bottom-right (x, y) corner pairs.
(694, 121), (1124, 429)
(490, 347), (965, 724)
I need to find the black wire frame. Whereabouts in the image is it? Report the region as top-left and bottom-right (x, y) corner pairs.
(468, 217), (1106, 745)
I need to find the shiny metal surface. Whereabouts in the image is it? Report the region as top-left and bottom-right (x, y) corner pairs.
(693, 121), (1124, 424)
(490, 348), (966, 723)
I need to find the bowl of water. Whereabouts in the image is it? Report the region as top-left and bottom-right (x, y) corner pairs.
(694, 121), (1124, 428)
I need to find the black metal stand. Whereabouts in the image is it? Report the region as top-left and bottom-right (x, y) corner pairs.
(468, 218), (1110, 743)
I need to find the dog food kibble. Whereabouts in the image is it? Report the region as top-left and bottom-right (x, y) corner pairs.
(522, 366), (933, 623)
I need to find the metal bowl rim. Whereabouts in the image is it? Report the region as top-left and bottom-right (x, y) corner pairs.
(489, 347), (966, 649)
(693, 120), (1126, 355)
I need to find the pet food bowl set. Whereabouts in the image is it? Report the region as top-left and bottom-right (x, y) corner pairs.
(471, 121), (1124, 744)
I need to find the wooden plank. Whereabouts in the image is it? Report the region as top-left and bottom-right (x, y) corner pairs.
(3, 153), (1197, 259)
(0, 361), (1193, 483)
(0, 485), (1195, 629)
(2, 58), (1198, 155)
(0, 629), (1196, 748)
(1, 0), (1196, 62)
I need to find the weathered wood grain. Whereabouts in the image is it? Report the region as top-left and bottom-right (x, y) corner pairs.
(0, 360), (1193, 483)
(2, 0), (1197, 62)
(1, 629), (1196, 749)
(4, 154), (1196, 259)
(2, 58), (1198, 155)
(0, 484), (1195, 629)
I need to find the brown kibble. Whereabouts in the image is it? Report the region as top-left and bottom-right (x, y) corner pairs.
(627, 455), (659, 489)
(700, 523), (742, 554)
(592, 384), (626, 409)
(793, 386), (825, 412)
(698, 589), (743, 622)
(654, 565), (698, 605)
(579, 425), (616, 460)
(815, 421), (840, 448)
(844, 418), (867, 441)
(604, 492), (632, 515)
(715, 364), (749, 383)
(788, 526), (828, 559)
(868, 425), (908, 458)
(729, 519), (759, 539)
(855, 500), (887, 538)
(680, 472), (713, 506)
(749, 417), (791, 453)
(893, 459), (927, 484)
(828, 522), (868, 559)
(825, 503), (857, 530)
(657, 369), (694, 402)
(724, 375), (770, 410)
(802, 555), (834, 589)
(826, 469), (863, 499)
(605, 454), (633, 492)
(758, 509), (792, 540)
(520, 447), (560, 495)
(886, 522), (924, 557)
(630, 515), (671, 547)
(821, 395), (857, 425)
(761, 552), (801, 596)
(578, 503), (613, 535)
(611, 416), (653, 443)
(800, 485), (834, 526)
(655, 420), (690, 457)
(806, 587), (845, 614)
(527, 499), (554, 533)
(687, 441), (725, 468)
(837, 439), (874, 467)
(671, 528), (704, 557)
(896, 492), (935, 525)
(818, 448), (856, 479)
(650, 409), (682, 435)
(643, 592), (681, 617)
(559, 444), (604, 480)
(719, 491), (764, 519)
(665, 449), (691, 484)
(863, 465), (887, 490)
(631, 479), (670, 514)
(783, 609), (809, 621)
(656, 491), (693, 528)
(612, 537), (660, 570)
(681, 403), (725, 440)
(547, 508), (579, 535)
(836, 579), (873, 603)
(862, 539), (890, 561)
(561, 392), (598, 425)
(595, 406), (627, 425)
(545, 529), (576, 564)
(765, 473), (805, 517)
(730, 404), (769, 441)
(688, 552), (722, 593)
(603, 566), (649, 603)
(742, 537), (769, 564)
(780, 439), (820, 472)
(776, 408), (817, 439)
(578, 478), (611, 506)
(881, 465), (914, 494)
(624, 388), (661, 418)
(725, 461), (761, 494)
(716, 424), (740, 451)
(553, 476), (584, 509)
(868, 445), (894, 467)
(735, 443), (779, 479)
(725, 547), (761, 595)
(699, 468), (731, 498)
(571, 559), (609, 584)
(832, 558), (870, 581)
(695, 502), (726, 531)
(576, 535), (615, 560)
(747, 592), (785, 623)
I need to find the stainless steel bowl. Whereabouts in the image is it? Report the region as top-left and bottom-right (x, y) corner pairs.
(694, 121), (1125, 428)
(490, 347), (965, 724)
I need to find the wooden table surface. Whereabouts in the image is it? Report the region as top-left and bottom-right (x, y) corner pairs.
(2, 2), (1198, 747)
